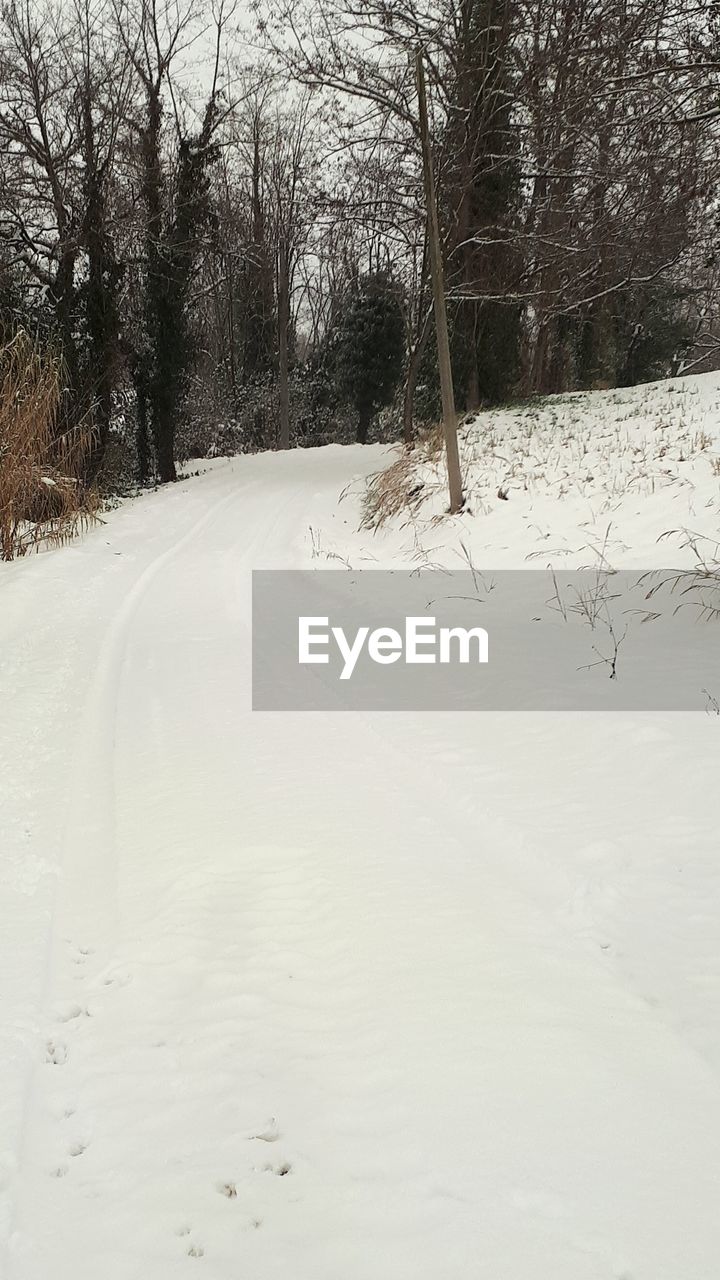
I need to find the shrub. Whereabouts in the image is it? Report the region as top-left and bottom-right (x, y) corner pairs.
(0, 332), (98, 560)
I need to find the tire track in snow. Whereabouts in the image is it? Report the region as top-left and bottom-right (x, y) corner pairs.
(2, 475), (256, 1278)
(3, 464), (333, 1278)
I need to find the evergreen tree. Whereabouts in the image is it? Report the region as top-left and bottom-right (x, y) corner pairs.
(142, 95), (219, 482)
(330, 272), (404, 442)
(333, 274), (405, 443)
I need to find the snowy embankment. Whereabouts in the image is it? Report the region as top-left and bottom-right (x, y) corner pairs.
(359, 373), (720, 567)
(1, 375), (720, 1280)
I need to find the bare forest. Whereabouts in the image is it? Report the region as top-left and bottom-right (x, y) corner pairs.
(2, 0), (720, 510)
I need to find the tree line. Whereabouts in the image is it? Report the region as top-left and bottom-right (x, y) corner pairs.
(1, 0), (720, 488)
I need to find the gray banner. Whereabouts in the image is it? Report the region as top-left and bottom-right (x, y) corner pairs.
(252, 569), (720, 711)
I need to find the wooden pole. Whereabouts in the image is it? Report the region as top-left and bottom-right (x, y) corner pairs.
(415, 48), (463, 514)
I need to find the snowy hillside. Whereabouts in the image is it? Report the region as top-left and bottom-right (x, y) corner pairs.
(2, 375), (720, 1280)
(356, 372), (720, 570)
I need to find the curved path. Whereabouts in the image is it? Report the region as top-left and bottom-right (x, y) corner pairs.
(1, 447), (719, 1280)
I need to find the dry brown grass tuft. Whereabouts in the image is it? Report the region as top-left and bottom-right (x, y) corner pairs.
(362, 425), (447, 529)
(0, 332), (99, 561)
(362, 452), (422, 529)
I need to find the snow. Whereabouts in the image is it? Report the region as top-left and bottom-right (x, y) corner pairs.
(1, 375), (720, 1279)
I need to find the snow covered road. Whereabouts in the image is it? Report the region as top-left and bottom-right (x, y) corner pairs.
(2, 442), (720, 1279)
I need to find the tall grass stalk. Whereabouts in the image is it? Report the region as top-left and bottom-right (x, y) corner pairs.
(0, 332), (98, 561)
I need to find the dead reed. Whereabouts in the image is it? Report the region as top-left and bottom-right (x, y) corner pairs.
(0, 332), (99, 561)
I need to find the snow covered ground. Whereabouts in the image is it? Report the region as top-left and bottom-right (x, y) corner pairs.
(1, 374), (720, 1279)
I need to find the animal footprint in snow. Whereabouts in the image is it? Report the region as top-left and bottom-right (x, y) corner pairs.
(101, 969), (132, 988)
(261, 1162), (291, 1177)
(218, 1182), (237, 1198)
(251, 1117), (279, 1143)
(45, 1040), (67, 1065)
(187, 1245), (204, 1258)
(57, 1003), (89, 1023)
(69, 1141), (88, 1158)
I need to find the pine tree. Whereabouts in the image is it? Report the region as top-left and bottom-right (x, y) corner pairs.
(333, 274), (405, 443)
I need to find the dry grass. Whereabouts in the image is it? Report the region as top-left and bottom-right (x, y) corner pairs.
(642, 531), (720, 621)
(362, 424), (448, 530)
(362, 452), (423, 529)
(0, 332), (99, 561)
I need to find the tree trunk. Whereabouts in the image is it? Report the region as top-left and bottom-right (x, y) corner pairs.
(226, 256), (237, 400)
(416, 51), (463, 513)
(153, 407), (177, 483)
(462, 232), (481, 411)
(531, 320), (551, 393)
(277, 248), (290, 449)
(465, 326), (480, 411)
(403, 304), (433, 445)
(356, 404), (371, 444)
(135, 371), (151, 484)
(80, 82), (121, 482)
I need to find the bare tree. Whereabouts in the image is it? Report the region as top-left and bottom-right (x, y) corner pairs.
(266, 90), (317, 447)
(113, 0), (231, 480)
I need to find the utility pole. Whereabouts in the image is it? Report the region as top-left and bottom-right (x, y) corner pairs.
(415, 48), (463, 514)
